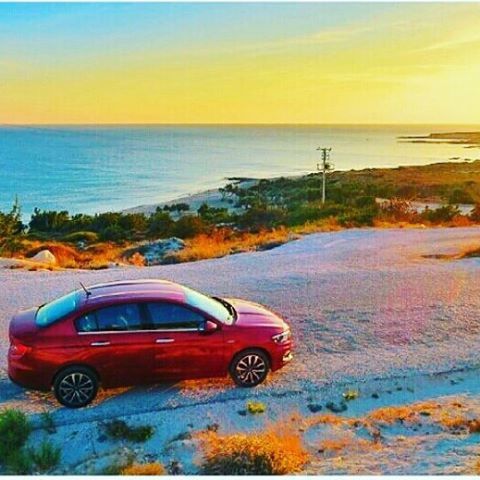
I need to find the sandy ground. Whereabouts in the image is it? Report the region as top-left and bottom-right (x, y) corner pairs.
(1, 226), (480, 473)
(122, 179), (257, 217)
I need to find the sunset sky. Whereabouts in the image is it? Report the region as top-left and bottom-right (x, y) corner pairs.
(1, 2), (480, 125)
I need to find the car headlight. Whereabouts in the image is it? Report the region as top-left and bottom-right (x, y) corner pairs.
(272, 329), (291, 344)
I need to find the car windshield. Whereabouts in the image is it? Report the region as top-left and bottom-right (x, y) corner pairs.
(36, 290), (82, 327)
(183, 287), (235, 325)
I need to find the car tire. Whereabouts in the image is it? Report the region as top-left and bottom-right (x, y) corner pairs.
(230, 349), (270, 387)
(53, 366), (98, 408)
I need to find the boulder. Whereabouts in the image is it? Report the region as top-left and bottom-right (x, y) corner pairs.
(30, 249), (57, 265)
(133, 237), (186, 266)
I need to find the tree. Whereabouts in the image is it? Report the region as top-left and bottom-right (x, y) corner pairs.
(148, 211), (174, 238)
(0, 197), (24, 255)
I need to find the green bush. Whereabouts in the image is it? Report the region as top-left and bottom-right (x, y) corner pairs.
(62, 231), (99, 243)
(421, 205), (460, 223)
(30, 441), (61, 473)
(104, 419), (154, 443)
(148, 210), (174, 238)
(173, 215), (208, 238)
(4, 449), (33, 475)
(99, 225), (128, 242)
(0, 409), (31, 463)
(448, 188), (475, 205)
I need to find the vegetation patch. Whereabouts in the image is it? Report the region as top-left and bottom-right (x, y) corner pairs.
(103, 419), (155, 443)
(121, 462), (166, 475)
(199, 428), (309, 475)
(246, 400), (267, 415)
(0, 409), (61, 474)
(0, 409), (32, 466)
(30, 441), (61, 473)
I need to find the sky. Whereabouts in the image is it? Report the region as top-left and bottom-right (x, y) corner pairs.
(1, 2), (480, 125)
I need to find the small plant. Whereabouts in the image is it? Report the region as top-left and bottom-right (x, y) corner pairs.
(4, 449), (33, 475)
(246, 400), (266, 415)
(0, 409), (31, 463)
(343, 389), (359, 401)
(40, 411), (56, 434)
(104, 419), (154, 443)
(121, 462), (166, 475)
(30, 441), (61, 473)
(200, 428), (309, 475)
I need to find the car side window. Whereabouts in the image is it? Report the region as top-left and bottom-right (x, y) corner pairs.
(75, 304), (143, 332)
(75, 313), (98, 332)
(146, 302), (205, 330)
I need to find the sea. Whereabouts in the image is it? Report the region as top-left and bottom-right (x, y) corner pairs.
(1, 124), (479, 220)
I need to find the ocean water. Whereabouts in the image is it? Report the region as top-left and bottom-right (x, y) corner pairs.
(1, 124), (479, 219)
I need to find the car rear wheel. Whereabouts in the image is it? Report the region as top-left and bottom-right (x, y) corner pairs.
(230, 349), (270, 387)
(53, 366), (98, 408)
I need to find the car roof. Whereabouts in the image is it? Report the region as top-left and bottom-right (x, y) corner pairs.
(79, 279), (186, 307)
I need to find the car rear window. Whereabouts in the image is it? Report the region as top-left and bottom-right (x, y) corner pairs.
(36, 290), (82, 327)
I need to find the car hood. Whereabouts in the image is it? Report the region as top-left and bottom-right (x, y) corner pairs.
(9, 307), (39, 343)
(225, 298), (287, 328)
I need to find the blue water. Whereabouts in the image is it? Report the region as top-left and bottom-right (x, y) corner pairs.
(1, 124), (479, 219)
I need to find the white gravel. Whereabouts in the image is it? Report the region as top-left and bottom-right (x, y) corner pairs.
(1, 226), (480, 416)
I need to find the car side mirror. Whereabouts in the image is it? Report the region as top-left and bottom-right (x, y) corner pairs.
(200, 320), (219, 334)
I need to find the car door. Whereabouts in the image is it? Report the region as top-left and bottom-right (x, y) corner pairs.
(75, 302), (154, 387)
(144, 301), (226, 381)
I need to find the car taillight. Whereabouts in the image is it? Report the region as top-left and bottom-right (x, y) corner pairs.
(272, 329), (291, 344)
(9, 341), (31, 357)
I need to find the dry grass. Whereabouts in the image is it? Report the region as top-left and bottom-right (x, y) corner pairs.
(121, 462), (166, 475)
(198, 427), (310, 475)
(291, 217), (342, 234)
(13, 240), (126, 270)
(367, 402), (440, 425)
(166, 228), (294, 263)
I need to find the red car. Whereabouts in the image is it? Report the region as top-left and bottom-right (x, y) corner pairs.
(8, 280), (293, 408)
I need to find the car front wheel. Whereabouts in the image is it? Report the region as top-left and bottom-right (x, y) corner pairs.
(53, 366), (98, 408)
(230, 349), (270, 387)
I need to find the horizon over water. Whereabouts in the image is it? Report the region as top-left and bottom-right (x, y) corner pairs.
(1, 124), (479, 220)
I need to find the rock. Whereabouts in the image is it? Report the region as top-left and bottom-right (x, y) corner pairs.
(132, 237), (186, 266)
(30, 249), (57, 265)
(325, 401), (348, 413)
(307, 403), (323, 413)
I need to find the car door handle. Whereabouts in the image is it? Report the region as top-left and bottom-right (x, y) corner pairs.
(90, 341), (111, 347)
(156, 338), (175, 344)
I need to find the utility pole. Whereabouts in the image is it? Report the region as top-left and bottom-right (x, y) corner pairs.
(316, 147), (332, 204)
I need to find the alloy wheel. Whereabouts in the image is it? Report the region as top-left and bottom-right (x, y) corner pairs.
(57, 372), (95, 407)
(235, 354), (267, 385)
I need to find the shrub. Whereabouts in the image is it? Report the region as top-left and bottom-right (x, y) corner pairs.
(29, 208), (70, 233)
(173, 215), (208, 238)
(0, 409), (31, 463)
(148, 211), (174, 238)
(470, 204), (480, 222)
(238, 207), (287, 230)
(448, 188), (475, 204)
(40, 411), (56, 434)
(0, 198), (24, 255)
(62, 231), (99, 244)
(4, 449), (33, 475)
(421, 205), (461, 223)
(30, 441), (61, 472)
(246, 400), (266, 415)
(121, 462), (166, 475)
(200, 429), (309, 475)
(104, 419), (154, 443)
